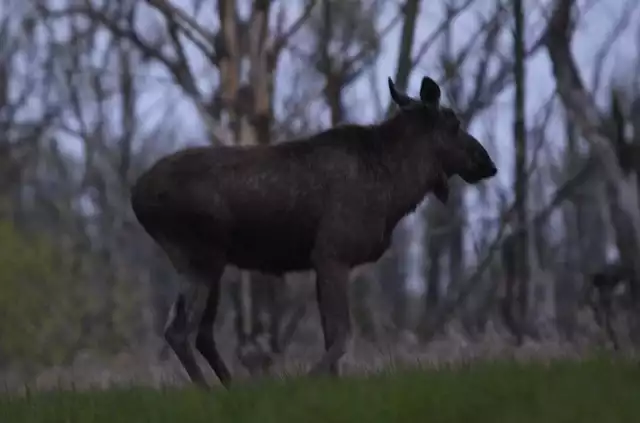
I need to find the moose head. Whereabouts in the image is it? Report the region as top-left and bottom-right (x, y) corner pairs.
(388, 76), (497, 186)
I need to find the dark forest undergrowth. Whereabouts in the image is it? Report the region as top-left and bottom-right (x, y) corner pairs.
(2, 356), (639, 423)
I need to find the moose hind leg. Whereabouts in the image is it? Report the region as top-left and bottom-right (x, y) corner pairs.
(309, 256), (351, 376)
(161, 241), (215, 388)
(195, 259), (232, 387)
(164, 281), (210, 387)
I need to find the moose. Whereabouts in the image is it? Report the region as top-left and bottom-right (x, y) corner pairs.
(130, 76), (497, 388)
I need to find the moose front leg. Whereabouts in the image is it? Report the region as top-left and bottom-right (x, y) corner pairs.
(309, 256), (351, 376)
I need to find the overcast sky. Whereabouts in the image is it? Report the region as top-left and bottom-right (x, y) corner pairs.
(47, 0), (636, 184)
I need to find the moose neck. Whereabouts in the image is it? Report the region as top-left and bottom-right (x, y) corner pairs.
(375, 113), (447, 226)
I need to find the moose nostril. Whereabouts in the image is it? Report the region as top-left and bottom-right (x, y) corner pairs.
(489, 165), (497, 175)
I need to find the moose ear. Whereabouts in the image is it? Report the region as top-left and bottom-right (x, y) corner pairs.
(388, 77), (415, 109)
(420, 77), (441, 105)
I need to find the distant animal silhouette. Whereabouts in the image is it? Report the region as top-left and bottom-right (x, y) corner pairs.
(584, 262), (635, 350)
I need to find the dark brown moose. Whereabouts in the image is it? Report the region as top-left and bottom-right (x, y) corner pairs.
(130, 76), (497, 388)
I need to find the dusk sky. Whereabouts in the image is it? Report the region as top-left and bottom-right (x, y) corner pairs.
(14, 0), (638, 291)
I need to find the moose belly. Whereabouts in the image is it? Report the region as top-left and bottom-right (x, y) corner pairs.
(225, 224), (315, 274)
(223, 214), (392, 272)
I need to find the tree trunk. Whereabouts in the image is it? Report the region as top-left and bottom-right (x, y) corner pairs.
(378, 0), (422, 333)
(557, 115), (584, 339)
(442, 0), (466, 307)
(217, 0), (286, 374)
(511, 0), (529, 345)
(423, 216), (443, 332)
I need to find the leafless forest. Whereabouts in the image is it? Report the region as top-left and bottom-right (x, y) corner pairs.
(1, 0), (640, 390)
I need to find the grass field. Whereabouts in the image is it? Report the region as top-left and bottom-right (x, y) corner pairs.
(2, 357), (639, 423)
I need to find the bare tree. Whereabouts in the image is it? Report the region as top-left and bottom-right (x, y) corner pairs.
(502, 0), (529, 345)
(375, 0), (423, 335)
(416, 0), (546, 338)
(544, 0), (640, 342)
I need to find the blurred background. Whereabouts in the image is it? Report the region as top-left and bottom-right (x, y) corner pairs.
(1, 0), (640, 389)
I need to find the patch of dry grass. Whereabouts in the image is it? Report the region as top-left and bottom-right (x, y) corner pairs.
(2, 316), (633, 393)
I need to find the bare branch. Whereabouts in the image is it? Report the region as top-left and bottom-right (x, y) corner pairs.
(590, 0), (639, 95)
(424, 154), (598, 339)
(544, 0), (624, 183)
(144, 0), (217, 64)
(270, 0), (317, 57)
(411, 0), (476, 69)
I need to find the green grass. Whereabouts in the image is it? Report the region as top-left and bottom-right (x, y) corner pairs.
(2, 357), (639, 423)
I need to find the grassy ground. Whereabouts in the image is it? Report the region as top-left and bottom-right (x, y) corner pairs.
(2, 357), (639, 423)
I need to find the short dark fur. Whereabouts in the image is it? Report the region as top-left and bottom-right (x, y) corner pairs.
(130, 76), (497, 387)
